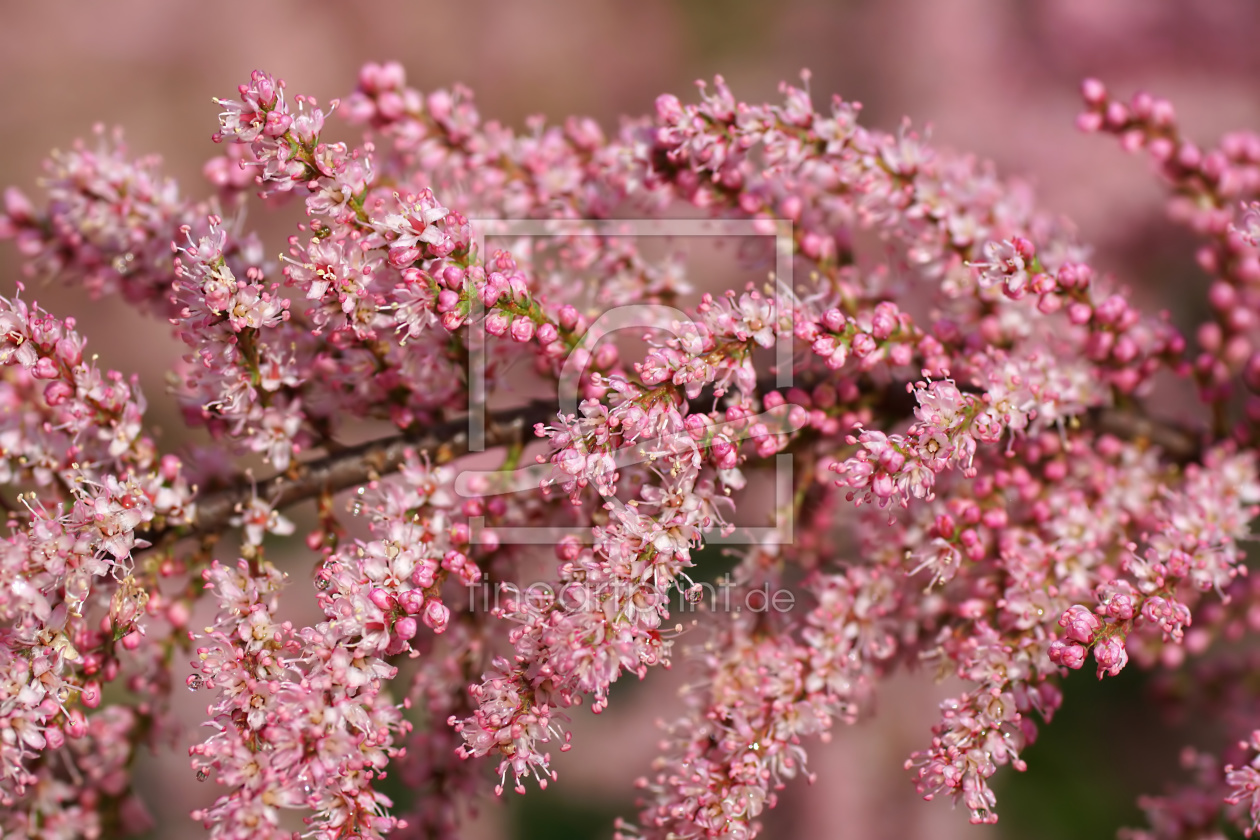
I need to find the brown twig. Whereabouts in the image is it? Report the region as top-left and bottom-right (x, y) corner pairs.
(1086, 405), (1200, 463)
(135, 385), (1203, 552)
(136, 400), (555, 552)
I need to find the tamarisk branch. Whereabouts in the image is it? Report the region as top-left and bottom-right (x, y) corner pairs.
(138, 387), (1201, 551)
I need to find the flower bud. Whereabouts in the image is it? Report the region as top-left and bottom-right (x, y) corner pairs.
(1048, 640), (1086, 670)
(32, 357), (59, 379)
(510, 317), (536, 343)
(485, 310), (510, 336)
(423, 600), (451, 633)
(436, 289), (460, 313)
(1093, 636), (1129, 678)
(65, 710), (88, 739)
(398, 589), (425, 615)
(1058, 605), (1101, 644)
(393, 616), (419, 640)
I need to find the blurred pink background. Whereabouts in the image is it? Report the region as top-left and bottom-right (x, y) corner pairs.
(3, 1), (1259, 837)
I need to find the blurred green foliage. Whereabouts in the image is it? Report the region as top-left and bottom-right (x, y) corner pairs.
(995, 665), (1185, 839)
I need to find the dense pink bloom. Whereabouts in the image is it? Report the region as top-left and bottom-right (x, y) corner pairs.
(2, 61), (1260, 840)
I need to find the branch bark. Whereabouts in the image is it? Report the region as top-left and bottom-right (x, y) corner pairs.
(1085, 404), (1200, 463)
(136, 387), (1202, 551)
(137, 399), (553, 551)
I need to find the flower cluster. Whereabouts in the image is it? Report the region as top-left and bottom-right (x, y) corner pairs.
(0, 62), (1259, 840)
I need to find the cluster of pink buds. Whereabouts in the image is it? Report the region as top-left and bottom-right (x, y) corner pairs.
(3, 62), (1260, 840)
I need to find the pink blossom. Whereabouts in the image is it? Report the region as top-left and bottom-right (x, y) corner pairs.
(1093, 635), (1129, 679)
(1059, 604), (1102, 643)
(2, 61), (1260, 840)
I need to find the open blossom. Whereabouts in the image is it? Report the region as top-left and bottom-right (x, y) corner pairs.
(229, 495), (295, 547)
(971, 236), (1037, 296)
(3, 61), (1260, 840)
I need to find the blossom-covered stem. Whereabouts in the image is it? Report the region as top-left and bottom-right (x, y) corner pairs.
(621, 560), (905, 840)
(1077, 78), (1260, 430)
(6, 59), (1260, 840)
(139, 380), (1200, 562)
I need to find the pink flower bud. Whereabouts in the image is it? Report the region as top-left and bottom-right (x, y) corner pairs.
(1058, 605), (1101, 644)
(851, 333), (877, 358)
(507, 273), (529, 301)
(712, 439), (738, 470)
(3, 186), (33, 221)
(263, 110), (292, 137)
(167, 601), (191, 629)
(55, 337), (83, 366)
(536, 322), (559, 345)
(556, 534), (582, 561)
(398, 589), (425, 615)
(437, 289), (460, 313)
(377, 61), (406, 91)
(32, 357), (59, 379)
(794, 319), (820, 341)
(656, 93), (684, 123)
(81, 681), (101, 708)
(485, 310), (510, 336)
(412, 561), (438, 589)
(423, 600), (450, 633)
(871, 302), (899, 340)
(443, 266), (466, 289)
(755, 434), (779, 458)
(1100, 592), (1134, 620)
(369, 588), (394, 611)
(43, 380), (74, 405)
(1093, 635), (1129, 678)
(787, 404), (810, 430)
(377, 91), (405, 121)
(1209, 281), (1237, 311)
(1199, 322), (1223, 353)
(481, 279), (505, 307)
(1105, 101), (1129, 128)
(394, 616), (419, 640)
(877, 448), (904, 474)
(1067, 303), (1092, 325)
(593, 342), (618, 369)
(510, 317), (536, 343)
(1081, 78), (1107, 106)
(981, 508), (1008, 530)
(685, 413), (710, 439)
(1076, 111), (1103, 133)
(1048, 640), (1086, 670)
(65, 710), (88, 739)
(822, 309), (845, 332)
